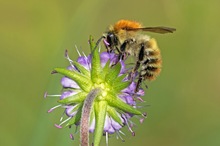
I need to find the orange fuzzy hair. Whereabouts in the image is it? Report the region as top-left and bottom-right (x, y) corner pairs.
(113, 20), (142, 32)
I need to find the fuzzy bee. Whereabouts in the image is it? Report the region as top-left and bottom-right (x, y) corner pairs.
(103, 20), (176, 92)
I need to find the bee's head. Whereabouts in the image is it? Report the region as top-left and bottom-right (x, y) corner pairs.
(104, 31), (119, 51)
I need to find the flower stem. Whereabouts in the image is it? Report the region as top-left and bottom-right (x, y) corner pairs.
(80, 88), (101, 146)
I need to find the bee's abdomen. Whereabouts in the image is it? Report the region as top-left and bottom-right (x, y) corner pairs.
(140, 38), (162, 81)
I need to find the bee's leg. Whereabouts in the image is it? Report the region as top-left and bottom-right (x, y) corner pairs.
(129, 43), (145, 81)
(135, 77), (143, 93)
(128, 61), (140, 80)
(135, 75), (149, 92)
(120, 40), (127, 53)
(110, 47), (121, 67)
(111, 41), (128, 67)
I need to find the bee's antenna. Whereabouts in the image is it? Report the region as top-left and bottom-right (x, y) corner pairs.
(95, 36), (105, 51)
(90, 36), (105, 55)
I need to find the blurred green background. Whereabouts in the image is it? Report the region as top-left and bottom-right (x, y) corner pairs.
(1, 0), (220, 146)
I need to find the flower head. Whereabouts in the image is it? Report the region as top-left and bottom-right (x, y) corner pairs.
(45, 37), (146, 146)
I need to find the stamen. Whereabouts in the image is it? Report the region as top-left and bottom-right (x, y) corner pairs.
(116, 134), (118, 140)
(136, 96), (145, 102)
(65, 50), (71, 62)
(122, 114), (135, 136)
(60, 116), (63, 122)
(70, 133), (74, 140)
(75, 45), (81, 56)
(63, 104), (78, 110)
(82, 51), (91, 70)
(82, 52), (87, 59)
(131, 92), (145, 102)
(64, 49), (68, 58)
(60, 112), (65, 122)
(139, 118), (145, 124)
(106, 132), (109, 146)
(133, 113), (147, 123)
(118, 130), (125, 136)
(142, 112), (147, 118)
(44, 92), (48, 98)
(65, 50), (75, 69)
(59, 116), (72, 126)
(132, 132), (135, 136)
(54, 124), (62, 129)
(47, 104), (62, 113)
(128, 119), (136, 128)
(116, 131), (125, 142)
(44, 92), (61, 98)
(136, 104), (150, 110)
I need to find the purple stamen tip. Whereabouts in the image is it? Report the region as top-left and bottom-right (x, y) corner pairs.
(70, 134), (74, 140)
(142, 112), (147, 117)
(54, 124), (62, 129)
(47, 108), (53, 113)
(137, 97), (144, 102)
(140, 118), (144, 124)
(65, 50), (68, 57)
(44, 92), (48, 98)
(132, 132), (135, 136)
(51, 70), (58, 74)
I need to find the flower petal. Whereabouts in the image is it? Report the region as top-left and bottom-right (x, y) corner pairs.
(111, 118), (123, 131)
(89, 118), (95, 133)
(61, 77), (79, 88)
(66, 105), (78, 117)
(60, 90), (78, 100)
(119, 94), (136, 106)
(103, 116), (111, 132)
(100, 52), (111, 67)
(77, 55), (91, 70)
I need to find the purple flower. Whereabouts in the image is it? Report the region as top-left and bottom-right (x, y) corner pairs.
(45, 38), (146, 146)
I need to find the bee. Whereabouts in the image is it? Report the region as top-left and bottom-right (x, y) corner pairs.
(102, 20), (176, 92)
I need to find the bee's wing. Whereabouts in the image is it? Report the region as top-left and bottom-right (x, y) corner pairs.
(127, 27), (176, 34)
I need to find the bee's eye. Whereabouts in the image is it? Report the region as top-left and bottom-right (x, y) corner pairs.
(106, 33), (113, 46)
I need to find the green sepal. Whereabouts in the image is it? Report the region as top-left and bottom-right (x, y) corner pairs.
(89, 35), (96, 52)
(94, 101), (107, 146)
(107, 106), (123, 126)
(73, 61), (90, 77)
(89, 36), (102, 83)
(53, 68), (92, 92)
(99, 61), (111, 81)
(106, 92), (142, 115)
(58, 91), (87, 104)
(113, 81), (131, 93)
(102, 61), (111, 74)
(65, 103), (83, 127)
(113, 74), (127, 84)
(105, 63), (121, 84)
(65, 116), (76, 127)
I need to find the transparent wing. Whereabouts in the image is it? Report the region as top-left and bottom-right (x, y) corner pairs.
(126, 26), (176, 34)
